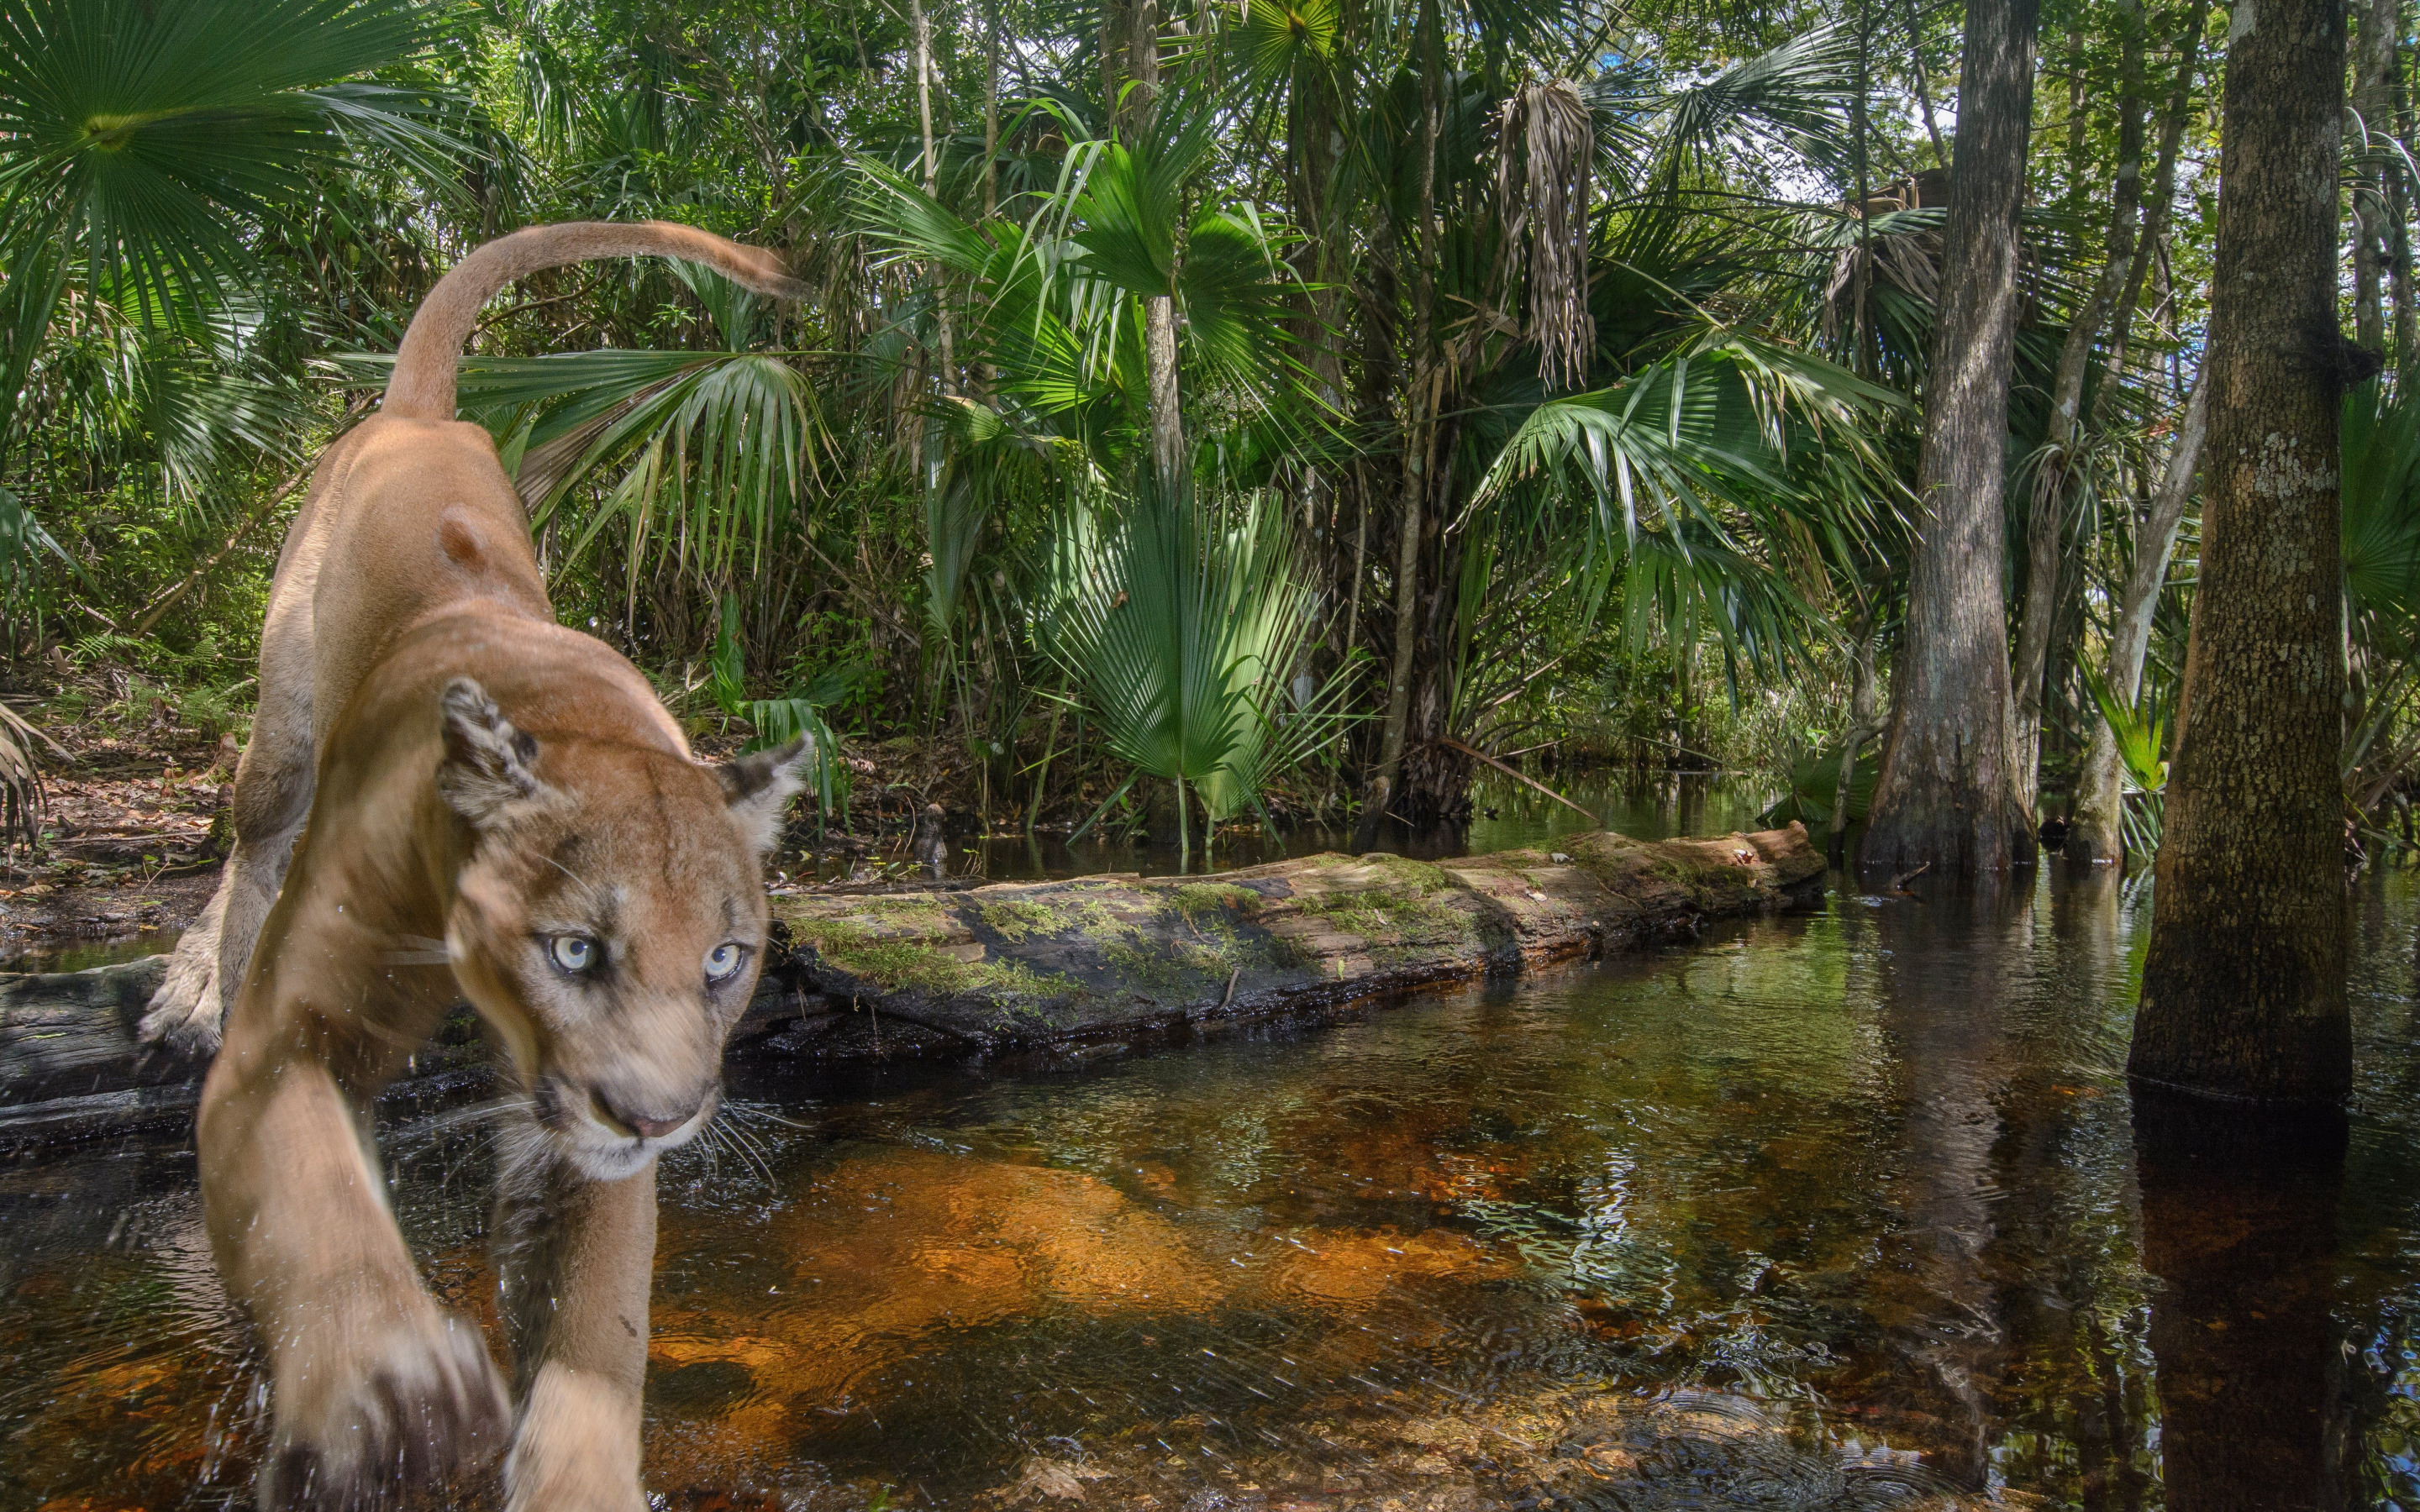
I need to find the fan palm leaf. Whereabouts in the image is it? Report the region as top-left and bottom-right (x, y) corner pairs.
(1049, 478), (1354, 848)
(0, 0), (450, 328)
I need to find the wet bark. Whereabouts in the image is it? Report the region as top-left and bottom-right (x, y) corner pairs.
(2066, 375), (2207, 864)
(1860, 0), (2041, 876)
(2128, 0), (2350, 1105)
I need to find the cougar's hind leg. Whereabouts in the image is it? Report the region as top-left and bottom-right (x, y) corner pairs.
(140, 585), (316, 1059)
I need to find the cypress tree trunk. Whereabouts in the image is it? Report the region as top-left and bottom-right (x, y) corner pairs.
(2065, 375), (2206, 864)
(2128, 0), (2350, 1105)
(2353, 0), (2397, 349)
(1860, 0), (2042, 876)
(1356, 0), (1441, 849)
(2013, 2), (2148, 806)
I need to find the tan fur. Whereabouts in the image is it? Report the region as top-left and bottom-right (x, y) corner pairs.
(139, 223), (811, 1511)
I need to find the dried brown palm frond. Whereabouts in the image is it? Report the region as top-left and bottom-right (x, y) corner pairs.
(1819, 171), (1949, 347)
(1494, 78), (1597, 391)
(0, 701), (63, 860)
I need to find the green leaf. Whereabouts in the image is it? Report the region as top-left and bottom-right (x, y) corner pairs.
(0, 0), (450, 328)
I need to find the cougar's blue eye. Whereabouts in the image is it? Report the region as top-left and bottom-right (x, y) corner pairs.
(550, 935), (598, 973)
(704, 942), (744, 983)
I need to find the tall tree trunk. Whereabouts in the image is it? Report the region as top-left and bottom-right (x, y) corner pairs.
(2396, 152), (2418, 379)
(1830, 606), (1882, 865)
(1357, 0), (1442, 848)
(2129, 0), (2351, 1105)
(983, 0), (1000, 218)
(1904, 0), (1952, 165)
(1290, 51), (1345, 638)
(2391, 0), (2417, 378)
(1860, 0), (2042, 876)
(1101, 0), (1180, 485)
(1344, 233), (1400, 679)
(2014, 0), (2149, 806)
(1126, 0), (1182, 487)
(2354, 0), (2397, 349)
(2090, 11), (2204, 433)
(1145, 298), (1183, 486)
(913, 0), (955, 391)
(2065, 372), (2207, 864)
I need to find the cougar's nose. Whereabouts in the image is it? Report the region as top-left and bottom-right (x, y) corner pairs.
(590, 1088), (700, 1141)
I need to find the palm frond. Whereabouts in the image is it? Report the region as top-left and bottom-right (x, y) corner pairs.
(0, 0), (451, 325)
(1048, 478), (1354, 828)
(2342, 376), (2420, 640)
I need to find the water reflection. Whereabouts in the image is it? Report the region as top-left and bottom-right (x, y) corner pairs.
(13, 868), (2420, 1508)
(2134, 1095), (2349, 1512)
(944, 771), (1781, 881)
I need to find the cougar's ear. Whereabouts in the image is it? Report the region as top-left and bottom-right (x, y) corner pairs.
(716, 735), (813, 857)
(437, 678), (548, 828)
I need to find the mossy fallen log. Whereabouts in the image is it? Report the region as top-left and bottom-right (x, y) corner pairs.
(750, 825), (1824, 1059)
(0, 826), (1823, 1147)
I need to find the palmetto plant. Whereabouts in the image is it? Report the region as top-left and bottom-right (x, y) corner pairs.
(708, 594), (850, 824)
(854, 85), (1311, 475)
(328, 260), (828, 608)
(1048, 476), (1355, 859)
(1476, 323), (1900, 679)
(2339, 377), (2420, 811)
(0, 0), (450, 429)
(2080, 659), (2169, 856)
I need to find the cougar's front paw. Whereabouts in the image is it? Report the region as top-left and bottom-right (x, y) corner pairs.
(504, 1363), (647, 1512)
(262, 1305), (508, 1510)
(139, 941), (226, 1060)
(505, 1456), (649, 1512)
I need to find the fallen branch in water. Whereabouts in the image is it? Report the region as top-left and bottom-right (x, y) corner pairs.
(1434, 736), (1598, 822)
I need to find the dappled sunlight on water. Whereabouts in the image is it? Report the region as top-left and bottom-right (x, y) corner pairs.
(12, 862), (2420, 1507)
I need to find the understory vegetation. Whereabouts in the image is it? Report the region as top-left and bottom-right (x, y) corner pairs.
(1, 0), (2414, 865)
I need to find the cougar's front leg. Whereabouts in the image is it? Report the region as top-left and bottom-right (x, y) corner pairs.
(495, 1143), (658, 1512)
(200, 1007), (508, 1507)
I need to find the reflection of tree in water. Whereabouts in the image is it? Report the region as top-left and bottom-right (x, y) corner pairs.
(1859, 875), (2040, 1486)
(1854, 870), (2170, 1502)
(2133, 1095), (2349, 1512)
(1966, 867), (2161, 1509)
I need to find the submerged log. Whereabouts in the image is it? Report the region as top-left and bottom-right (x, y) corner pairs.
(750, 826), (1825, 1058)
(0, 826), (1823, 1147)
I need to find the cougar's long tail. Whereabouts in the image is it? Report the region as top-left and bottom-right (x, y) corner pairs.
(381, 221), (808, 422)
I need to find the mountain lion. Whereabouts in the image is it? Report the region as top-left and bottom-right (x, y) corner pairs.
(139, 222), (813, 1509)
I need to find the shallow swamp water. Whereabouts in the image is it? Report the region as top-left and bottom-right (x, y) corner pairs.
(8, 785), (2420, 1509)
